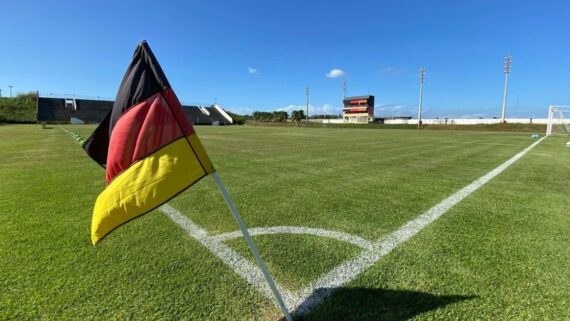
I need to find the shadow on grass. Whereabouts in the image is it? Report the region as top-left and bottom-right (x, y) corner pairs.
(291, 287), (477, 321)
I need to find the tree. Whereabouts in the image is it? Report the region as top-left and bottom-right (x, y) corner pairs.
(291, 109), (306, 122)
(272, 111), (287, 122)
(252, 111), (288, 122)
(0, 92), (37, 123)
(252, 111), (272, 121)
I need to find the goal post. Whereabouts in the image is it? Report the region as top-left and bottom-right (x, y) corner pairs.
(546, 105), (570, 136)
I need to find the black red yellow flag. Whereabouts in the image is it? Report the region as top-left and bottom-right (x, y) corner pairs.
(83, 41), (214, 245)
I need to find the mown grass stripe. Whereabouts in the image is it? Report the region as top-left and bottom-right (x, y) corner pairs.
(159, 203), (297, 308)
(290, 136), (546, 315)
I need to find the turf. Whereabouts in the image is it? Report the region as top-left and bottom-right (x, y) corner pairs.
(226, 234), (362, 290)
(1, 124), (568, 320)
(245, 120), (547, 133)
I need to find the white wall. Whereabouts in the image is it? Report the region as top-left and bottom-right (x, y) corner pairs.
(384, 118), (549, 125)
(308, 119), (345, 124)
(309, 118), (550, 125)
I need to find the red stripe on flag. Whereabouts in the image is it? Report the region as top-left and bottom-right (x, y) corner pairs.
(105, 91), (195, 183)
(162, 88), (194, 136)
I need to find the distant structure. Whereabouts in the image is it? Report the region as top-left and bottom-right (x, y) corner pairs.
(342, 95), (375, 123)
(36, 96), (233, 125)
(374, 116), (413, 124)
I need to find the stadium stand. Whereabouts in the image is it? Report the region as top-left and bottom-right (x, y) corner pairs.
(37, 97), (70, 122)
(74, 99), (114, 123)
(182, 106), (214, 125)
(206, 105), (233, 125)
(38, 97), (112, 123)
(37, 96), (233, 125)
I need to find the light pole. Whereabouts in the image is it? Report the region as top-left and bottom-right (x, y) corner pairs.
(8, 86), (14, 97)
(305, 85), (309, 124)
(501, 55), (512, 123)
(417, 68), (426, 129)
(342, 79), (346, 99)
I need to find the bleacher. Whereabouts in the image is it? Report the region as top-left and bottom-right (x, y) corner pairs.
(206, 106), (233, 125)
(74, 99), (113, 123)
(37, 96), (233, 125)
(182, 105), (214, 125)
(37, 98), (70, 122)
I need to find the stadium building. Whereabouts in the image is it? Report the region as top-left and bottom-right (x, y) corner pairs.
(36, 96), (233, 125)
(342, 95), (374, 123)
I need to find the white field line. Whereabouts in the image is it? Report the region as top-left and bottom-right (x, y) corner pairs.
(290, 136), (546, 315)
(161, 136), (545, 316)
(212, 226), (375, 251)
(159, 204), (296, 306)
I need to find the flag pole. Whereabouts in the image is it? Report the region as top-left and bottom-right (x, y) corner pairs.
(211, 171), (293, 321)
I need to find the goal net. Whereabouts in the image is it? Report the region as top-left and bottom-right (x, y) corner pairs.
(546, 106), (570, 136)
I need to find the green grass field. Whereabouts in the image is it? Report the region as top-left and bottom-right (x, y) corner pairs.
(1, 124), (569, 320)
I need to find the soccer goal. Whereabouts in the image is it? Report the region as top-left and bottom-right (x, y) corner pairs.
(546, 105), (570, 136)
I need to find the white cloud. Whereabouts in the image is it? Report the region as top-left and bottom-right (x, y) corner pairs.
(314, 103), (340, 115)
(325, 69), (346, 78)
(275, 104), (303, 113)
(276, 103), (341, 116)
(460, 113), (488, 119)
(374, 104), (415, 117)
(226, 107), (255, 115)
(248, 67), (257, 74)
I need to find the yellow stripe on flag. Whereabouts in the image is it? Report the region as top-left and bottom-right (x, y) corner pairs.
(187, 133), (214, 174)
(91, 134), (211, 245)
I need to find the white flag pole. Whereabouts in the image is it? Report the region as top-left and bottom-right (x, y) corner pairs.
(211, 171), (293, 321)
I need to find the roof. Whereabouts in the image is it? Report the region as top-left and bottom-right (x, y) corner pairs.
(344, 95), (374, 100)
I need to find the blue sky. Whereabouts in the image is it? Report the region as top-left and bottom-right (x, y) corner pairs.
(1, 0), (569, 118)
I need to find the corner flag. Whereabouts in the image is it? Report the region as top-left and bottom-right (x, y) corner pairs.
(83, 41), (214, 245)
(82, 41), (293, 321)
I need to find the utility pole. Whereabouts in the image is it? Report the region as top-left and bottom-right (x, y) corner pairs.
(8, 86), (14, 97)
(417, 68), (426, 129)
(305, 85), (309, 124)
(342, 79), (346, 99)
(501, 55), (512, 123)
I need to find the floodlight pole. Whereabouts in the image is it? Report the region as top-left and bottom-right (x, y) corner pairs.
(501, 55), (512, 123)
(342, 79), (346, 99)
(305, 85), (309, 124)
(212, 172), (293, 321)
(417, 68), (426, 129)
